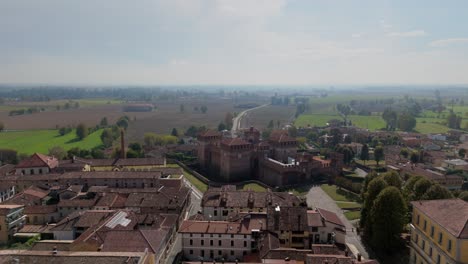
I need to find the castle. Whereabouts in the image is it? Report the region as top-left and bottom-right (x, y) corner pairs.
(197, 127), (343, 186)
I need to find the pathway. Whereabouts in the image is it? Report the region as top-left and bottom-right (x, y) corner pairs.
(231, 104), (269, 137)
(306, 185), (369, 259)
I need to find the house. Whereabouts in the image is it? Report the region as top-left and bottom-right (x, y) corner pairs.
(442, 159), (468, 171)
(409, 199), (468, 264)
(307, 208), (346, 245)
(15, 153), (58, 175)
(0, 204), (26, 245)
(25, 205), (59, 225)
(0, 182), (15, 203)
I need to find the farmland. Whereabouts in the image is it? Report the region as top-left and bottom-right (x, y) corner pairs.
(239, 105), (296, 130)
(0, 129), (103, 155)
(295, 114), (385, 131)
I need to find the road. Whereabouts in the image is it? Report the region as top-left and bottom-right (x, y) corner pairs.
(306, 186), (370, 260)
(231, 104), (269, 137)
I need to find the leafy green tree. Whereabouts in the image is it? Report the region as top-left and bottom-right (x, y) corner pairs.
(374, 146), (384, 166)
(76, 123), (88, 140)
(383, 171), (403, 189)
(306, 131), (318, 142)
(410, 151), (419, 164)
(421, 184), (453, 200)
(400, 148), (409, 158)
(218, 122), (226, 131)
(171, 128), (179, 137)
(458, 148), (466, 158)
(447, 111), (462, 129)
(360, 144), (369, 163)
(403, 175), (424, 200)
(116, 117), (129, 130)
(100, 117), (108, 127)
(382, 108), (397, 131)
(100, 129), (114, 147)
(48, 146), (67, 160)
(370, 187), (407, 252)
(91, 148), (105, 159)
(329, 128), (342, 147)
(128, 142), (143, 156)
(397, 112), (416, 131)
(126, 149), (139, 158)
(459, 191), (468, 202)
(185, 126), (198, 137)
(361, 177), (388, 236)
(413, 178), (433, 200)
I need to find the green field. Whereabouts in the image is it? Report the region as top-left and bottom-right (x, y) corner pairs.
(0, 129), (103, 155)
(320, 184), (360, 202)
(344, 211), (361, 220)
(295, 114), (385, 131)
(336, 201), (362, 209)
(241, 183), (267, 192)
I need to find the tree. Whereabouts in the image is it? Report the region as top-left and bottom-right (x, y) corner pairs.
(306, 131), (318, 142)
(201, 105), (207, 114)
(336, 145), (355, 165)
(100, 117), (108, 127)
(413, 178), (433, 200)
(116, 116), (129, 130)
(397, 112), (416, 131)
(185, 126), (198, 137)
(336, 104), (351, 124)
(403, 175), (424, 200)
(76, 123), (88, 140)
(400, 148), (409, 158)
(383, 171), (403, 189)
(100, 129), (114, 147)
(218, 122), (226, 131)
(374, 146), (384, 166)
(91, 148), (105, 159)
(329, 128), (342, 147)
(370, 187), (407, 252)
(126, 149), (138, 158)
(128, 142), (143, 155)
(361, 177), (388, 238)
(447, 112), (462, 129)
(48, 146), (66, 160)
(144, 133), (157, 147)
(458, 148), (466, 158)
(267, 120), (274, 129)
(382, 108), (397, 131)
(459, 191), (468, 202)
(0, 121), (4, 132)
(171, 128), (179, 137)
(225, 112), (233, 130)
(180, 104), (185, 113)
(410, 151), (419, 164)
(421, 184), (453, 200)
(360, 144), (369, 163)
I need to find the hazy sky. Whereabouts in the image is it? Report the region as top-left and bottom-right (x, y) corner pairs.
(1, 0), (468, 85)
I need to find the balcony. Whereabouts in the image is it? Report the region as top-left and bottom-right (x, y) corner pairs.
(8, 215), (26, 228)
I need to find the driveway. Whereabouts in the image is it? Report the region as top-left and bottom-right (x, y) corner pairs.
(306, 185), (370, 259)
(231, 104), (269, 137)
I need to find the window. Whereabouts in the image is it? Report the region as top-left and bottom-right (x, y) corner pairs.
(201, 250), (205, 257)
(219, 240), (222, 246)
(219, 234), (221, 238)
(190, 239), (193, 245)
(244, 241), (247, 247)
(201, 234), (204, 238)
(231, 240), (234, 246)
(430, 226), (434, 237)
(230, 250), (234, 256)
(210, 250), (214, 258)
(218, 250), (222, 255)
(437, 254), (441, 264)
(189, 250), (193, 255)
(312, 227), (318, 232)
(190, 234), (193, 237)
(244, 235), (247, 238)
(231, 234), (234, 238)
(201, 240), (204, 246)
(210, 234), (213, 238)
(422, 240), (425, 250)
(423, 220), (427, 231)
(210, 240), (213, 246)
(214, 210), (217, 216)
(448, 240), (452, 252)
(438, 233), (443, 244)
(416, 214), (420, 225)
(429, 247), (432, 256)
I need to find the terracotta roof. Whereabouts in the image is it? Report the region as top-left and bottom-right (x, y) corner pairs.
(0, 164), (15, 176)
(199, 130), (221, 137)
(95, 193), (128, 208)
(114, 157), (165, 166)
(179, 214), (266, 235)
(24, 205), (57, 215)
(19, 224), (55, 234)
(0, 204), (23, 215)
(267, 206), (308, 232)
(221, 137), (251, 147)
(412, 199), (468, 239)
(16, 153), (58, 169)
(24, 186), (49, 199)
(124, 187), (189, 209)
(317, 208), (345, 227)
(307, 210), (324, 227)
(58, 197), (99, 208)
(269, 130), (296, 143)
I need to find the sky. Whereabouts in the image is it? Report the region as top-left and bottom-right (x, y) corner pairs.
(1, 0), (468, 86)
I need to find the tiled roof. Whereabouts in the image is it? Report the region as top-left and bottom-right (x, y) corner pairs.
(179, 214), (266, 235)
(58, 197), (99, 208)
(267, 206), (308, 232)
(24, 205), (57, 215)
(0, 204), (23, 215)
(16, 153), (58, 169)
(317, 208), (345, 227)
(199, 130), (221, 137)
(202, 188), (302, 208)
(412, 199), (468, 238)
(124, 186), (189, 209)
(269, 130), (296, 143)
(307, 210), (324, 227)
(221, 137), (251, 147)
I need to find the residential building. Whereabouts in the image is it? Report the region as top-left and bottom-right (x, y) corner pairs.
(0, 204), (26, 245)
(443, 159), (468, 171)
(307, 208), (346, 245)
(15, 153), (58, 175)
(410, 199), (468, 264)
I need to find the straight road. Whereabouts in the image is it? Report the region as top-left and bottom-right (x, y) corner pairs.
(231, 104), (269, 137)
(306, 186), (370, 260)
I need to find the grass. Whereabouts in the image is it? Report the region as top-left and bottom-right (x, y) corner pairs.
(295, 114), (386, 131)
(180, 167), (208, 193)
(241, 183), (267, 192)
(320, 184), (360, 202)
(344, 211), (361, 221)
(336, 201), (362, 209)
(285, 185), (313, 196)
(0, 129), (103, 155)
(355, 159), (386, 167)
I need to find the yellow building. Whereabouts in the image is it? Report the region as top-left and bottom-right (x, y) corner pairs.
(410, 199), (468, 264)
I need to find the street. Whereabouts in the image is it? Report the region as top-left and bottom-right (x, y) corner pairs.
(306, 186), (370, 259)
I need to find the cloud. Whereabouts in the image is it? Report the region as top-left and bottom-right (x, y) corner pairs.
(386, 30), (427, 37)
(429, 38), (468, 47)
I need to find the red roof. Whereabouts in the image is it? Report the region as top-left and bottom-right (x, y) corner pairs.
(16, 153), (58, 169)
(199, 130), (221, 137)
(221, 137), (251, 147)
(317, 208), (345, 227)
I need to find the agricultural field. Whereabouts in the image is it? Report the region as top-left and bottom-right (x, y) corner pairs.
(295, 114), (385, 131)
(239, 105), (296, 130)
(0, 129), (103, 155)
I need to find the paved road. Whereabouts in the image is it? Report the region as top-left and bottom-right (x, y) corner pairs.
(231, 104), (269, 137)
(306, 186), (369, 259)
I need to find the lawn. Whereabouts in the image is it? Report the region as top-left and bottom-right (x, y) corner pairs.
(344, 211), (361, 221)
(0, 129), (103, 155)
(320, 184), (360, 202)
(336, 201), (362, 209)
(241, 183), (267, 192)
(295, 114), (385, 131)
(181, 168), (208, 193)
(415, 120), (450, 134)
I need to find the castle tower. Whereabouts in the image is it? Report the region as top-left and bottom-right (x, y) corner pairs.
(197, 130), (222, 175)
(268, 130), (298, 163)
(219, 137), (253, 182)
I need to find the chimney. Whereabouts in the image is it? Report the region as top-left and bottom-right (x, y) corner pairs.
(357, 253), (362, 262)
(120, 129), (126, 159)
